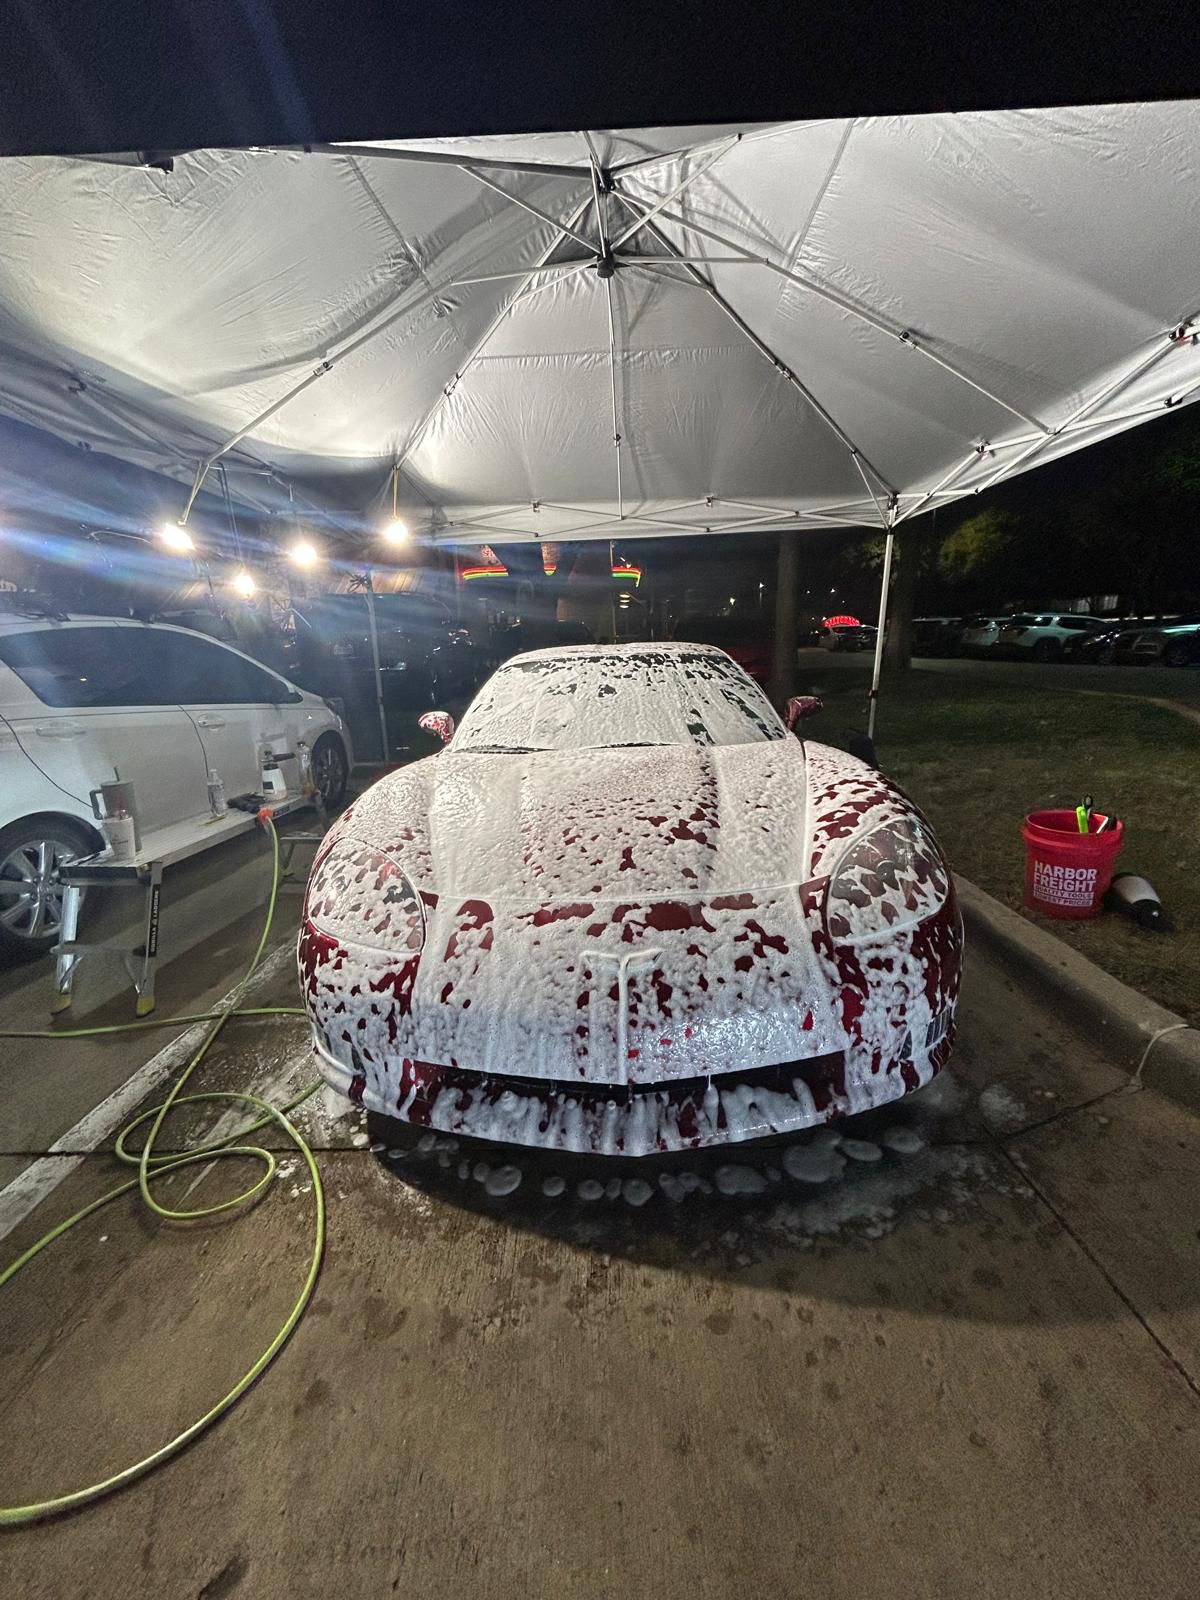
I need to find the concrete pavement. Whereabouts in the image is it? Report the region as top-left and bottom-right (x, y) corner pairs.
(2, 876), (1199, 1597)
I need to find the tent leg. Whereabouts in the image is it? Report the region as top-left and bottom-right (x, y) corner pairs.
(866, 528), (895, 741)
(769, 531), (798, 708)
(364, 572), (390, 764)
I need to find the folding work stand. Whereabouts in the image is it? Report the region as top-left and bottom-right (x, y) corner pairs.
(51, 793), (328, 1017)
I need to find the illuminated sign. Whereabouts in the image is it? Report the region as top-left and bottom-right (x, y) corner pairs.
(462, 544), (509, 581)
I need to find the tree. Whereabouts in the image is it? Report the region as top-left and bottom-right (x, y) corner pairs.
(936, 508), (1020, 589)
(849, 516), (939, 672)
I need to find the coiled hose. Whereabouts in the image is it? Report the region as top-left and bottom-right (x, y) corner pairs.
(0, 815), (324, 1525)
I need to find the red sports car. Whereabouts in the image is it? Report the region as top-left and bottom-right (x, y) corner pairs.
(299, 644), (961, 1156)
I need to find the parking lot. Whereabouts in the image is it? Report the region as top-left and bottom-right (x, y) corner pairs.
(2, 826), (1199, 1598)
(802, 646), (1200, 709)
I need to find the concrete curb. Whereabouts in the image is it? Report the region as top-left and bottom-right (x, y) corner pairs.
(957, 875), (1200, 1114)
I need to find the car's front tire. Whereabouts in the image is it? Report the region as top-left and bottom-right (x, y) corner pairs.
(1032, 638), (1059, 662)
(1164, 640), (1192, 668)
(312, 733), (350, 810)
(0, 816), (96, 961)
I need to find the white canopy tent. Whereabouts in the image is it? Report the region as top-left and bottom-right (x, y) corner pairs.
(2, 103), (1199, 727)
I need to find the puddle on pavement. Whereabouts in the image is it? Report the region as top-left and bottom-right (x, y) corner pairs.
(291, 1071), (1034, 1260)
(220, 1033), (1041, 1261)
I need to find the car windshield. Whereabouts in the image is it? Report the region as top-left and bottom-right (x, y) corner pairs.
(453, 649), (786, 752)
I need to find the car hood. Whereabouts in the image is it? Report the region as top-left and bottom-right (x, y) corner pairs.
(346, 738), (815, 902)
(300, 737), (950, 1103)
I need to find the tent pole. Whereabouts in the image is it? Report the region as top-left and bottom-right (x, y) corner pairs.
(611, 193), (1048, 434)
(866, 521), (897, 742)
(609, 136), (739, 250)
(460, 168), (595, 251)
(622, 211), (897, 501)
(769, 531), (799, 709)
(363, 570), (389, 765)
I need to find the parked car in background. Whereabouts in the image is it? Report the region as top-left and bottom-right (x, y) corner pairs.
(822, 623), (878, 652)
(957, 616), (1007, 655)
(0, 614), (350, 957)
(1061, 623), (1144, 665)
(671, 614), (772, 682)
(1158, 624), (1200, 667)
(289, 594), (480, 710)
(996, 613), (1107, 661)
(491, 617), (594, 667)
(911, 617), (964, 657)
(1112, 622), (1200, 667)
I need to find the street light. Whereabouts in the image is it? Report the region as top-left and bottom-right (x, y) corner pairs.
(231, 570), (256, 597)
(158, 521), (194, 553)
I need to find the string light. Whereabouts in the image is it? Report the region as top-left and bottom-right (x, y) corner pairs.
(289, 538), (319, 567)
(380, 518), (410, 547)
(158, 521), (194, 553)
(381, 461), (410, 546)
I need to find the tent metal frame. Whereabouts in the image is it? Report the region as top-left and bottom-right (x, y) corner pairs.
(18, 127), (1200, 737)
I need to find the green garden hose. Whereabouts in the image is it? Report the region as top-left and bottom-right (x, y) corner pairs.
(0, 815), (325, 1526)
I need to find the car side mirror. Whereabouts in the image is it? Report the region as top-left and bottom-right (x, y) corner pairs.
(418, 710), (456, 745)
(785, 695), (823, 731)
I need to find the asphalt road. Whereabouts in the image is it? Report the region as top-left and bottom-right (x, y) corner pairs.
(1, 830), (1199, 1596)
(801, 646), (1200, 706)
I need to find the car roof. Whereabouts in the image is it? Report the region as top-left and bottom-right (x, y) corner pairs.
(0, 612), (165, 635)
(0, 612), (294, 674)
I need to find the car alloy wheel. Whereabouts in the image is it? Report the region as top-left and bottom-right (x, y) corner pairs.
(312, 735), (349, 809)
(1164, 641), (1191, 668)
(0, 829), (85, 949)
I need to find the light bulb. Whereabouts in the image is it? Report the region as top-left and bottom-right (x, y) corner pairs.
(159, 521), (194, 553)
(380, 517), (410, 547)
(289, 539), (319, 567)
(231, 571), (256, 597)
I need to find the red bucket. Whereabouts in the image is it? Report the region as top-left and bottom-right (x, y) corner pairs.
(1021, 809), (1124, 920)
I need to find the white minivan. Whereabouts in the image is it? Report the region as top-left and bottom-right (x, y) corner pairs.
(0, 614), (351, 957)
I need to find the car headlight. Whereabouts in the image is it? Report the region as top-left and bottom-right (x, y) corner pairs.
(824, 815), (949, 944)
(304, 837), (425, 953)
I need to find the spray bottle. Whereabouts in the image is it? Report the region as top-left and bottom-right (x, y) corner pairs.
(296, 740), (314, 797)
(207, 768), (227, 817)
(1105, 873), (1173, 932)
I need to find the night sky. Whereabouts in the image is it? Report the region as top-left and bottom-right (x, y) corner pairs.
(2, 1), (1197, 158)
(3, 0), (1199, 617)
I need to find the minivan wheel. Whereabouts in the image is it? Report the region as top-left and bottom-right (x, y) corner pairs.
(0, 817), (94, 960)
(312, 733), (349, 810)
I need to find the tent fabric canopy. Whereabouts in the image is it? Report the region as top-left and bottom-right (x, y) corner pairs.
(1, 104), (1199, 543)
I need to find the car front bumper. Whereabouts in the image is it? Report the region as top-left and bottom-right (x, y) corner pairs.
(310, 1025), (954, 1157)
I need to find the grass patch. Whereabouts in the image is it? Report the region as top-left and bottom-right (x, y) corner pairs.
(805, 665), (1200, 1026)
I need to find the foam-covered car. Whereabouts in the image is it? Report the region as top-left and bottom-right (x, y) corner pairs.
(299, 644), (962, 1156)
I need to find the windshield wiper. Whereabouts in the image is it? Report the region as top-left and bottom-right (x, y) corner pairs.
(459, 743), (543, 755)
